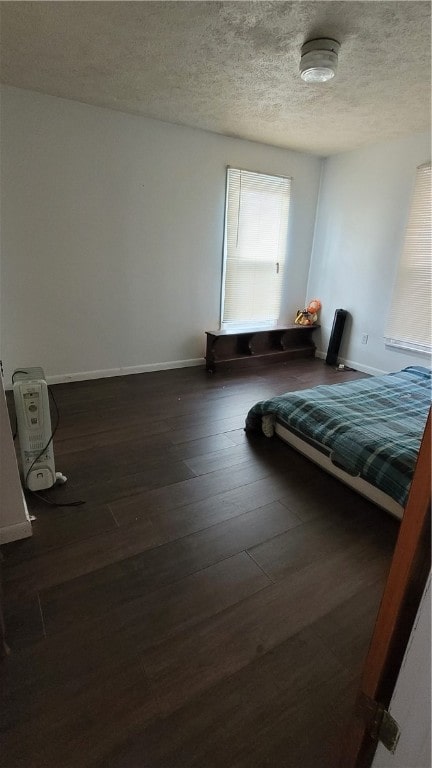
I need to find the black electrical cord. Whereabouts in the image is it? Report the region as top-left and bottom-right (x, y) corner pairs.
(17, 382), (85, 508)
(12, 370), (29, 381)
(23, 386), (60, 489)
(29, 489), (85, 508)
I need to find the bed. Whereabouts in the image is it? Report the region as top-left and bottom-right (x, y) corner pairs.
(245, 366), (431, 519)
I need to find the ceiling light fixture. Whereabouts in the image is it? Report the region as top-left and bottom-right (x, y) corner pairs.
(300, 38), (341, 83)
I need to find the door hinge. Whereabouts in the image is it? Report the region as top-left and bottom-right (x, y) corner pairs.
(356, 692), (400, 753)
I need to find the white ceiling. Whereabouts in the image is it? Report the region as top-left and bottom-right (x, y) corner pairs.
(0, 1), (430, 155)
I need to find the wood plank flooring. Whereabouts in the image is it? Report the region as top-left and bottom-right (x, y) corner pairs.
(0, 360), (399, 768)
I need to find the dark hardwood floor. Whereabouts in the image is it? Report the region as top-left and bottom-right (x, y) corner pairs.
(0, 359), (399, 768)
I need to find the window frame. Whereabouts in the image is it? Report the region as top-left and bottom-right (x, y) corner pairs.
(385, 162), (431, 355)
(220, 166), (292, 329)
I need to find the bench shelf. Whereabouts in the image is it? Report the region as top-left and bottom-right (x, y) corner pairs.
(205, 325), (319, 372)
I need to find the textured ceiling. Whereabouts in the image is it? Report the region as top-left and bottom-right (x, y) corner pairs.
(0, 1), (430, 155)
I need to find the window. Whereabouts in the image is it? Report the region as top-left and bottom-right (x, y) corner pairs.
(221, 168), (291, 326)
(385, 162), (431, 353)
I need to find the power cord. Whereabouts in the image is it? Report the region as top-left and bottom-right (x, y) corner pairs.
(335, 364), (356, 372)
(23, 386), (60, 491)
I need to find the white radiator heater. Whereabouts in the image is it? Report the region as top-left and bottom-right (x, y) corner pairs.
(13, 367), (64, 491)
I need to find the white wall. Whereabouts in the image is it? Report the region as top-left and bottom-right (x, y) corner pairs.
(307, 133), (431, 374)
(0, 86), (322, 384)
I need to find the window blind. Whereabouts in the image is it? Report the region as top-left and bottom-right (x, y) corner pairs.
(385, 162), (431, 353)
(221, 168), (291, 325)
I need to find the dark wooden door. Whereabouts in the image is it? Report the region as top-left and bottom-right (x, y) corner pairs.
(340, 409), (431, 767)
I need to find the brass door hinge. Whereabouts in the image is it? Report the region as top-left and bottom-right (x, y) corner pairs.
(356, 692), (401, 754)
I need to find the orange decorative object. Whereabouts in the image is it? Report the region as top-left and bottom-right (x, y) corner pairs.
(307, 299), (322, 315)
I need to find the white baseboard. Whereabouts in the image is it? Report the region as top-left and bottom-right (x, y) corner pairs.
(314, 350), (386, 376)
(5, 353), (386, 388)
(43, 358), (205, 386)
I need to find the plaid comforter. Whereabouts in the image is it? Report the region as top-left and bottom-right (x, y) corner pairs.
(245, 366), (431, 506)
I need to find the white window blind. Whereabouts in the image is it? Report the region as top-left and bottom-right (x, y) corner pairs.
(385, 162), (431, 353)
(221, 168), (291, 325)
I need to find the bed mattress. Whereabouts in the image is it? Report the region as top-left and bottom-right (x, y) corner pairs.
(245, 366), (431, 507)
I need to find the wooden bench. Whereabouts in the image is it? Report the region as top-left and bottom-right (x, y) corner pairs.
(205, 325), (319, 372)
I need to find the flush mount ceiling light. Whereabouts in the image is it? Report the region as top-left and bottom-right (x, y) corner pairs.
(300, 38), (341, 83)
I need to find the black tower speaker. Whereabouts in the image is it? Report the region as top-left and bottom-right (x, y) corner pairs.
(326, 309), (348, 366)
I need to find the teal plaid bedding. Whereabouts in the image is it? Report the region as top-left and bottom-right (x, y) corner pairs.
(245, 367), (431, 506)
